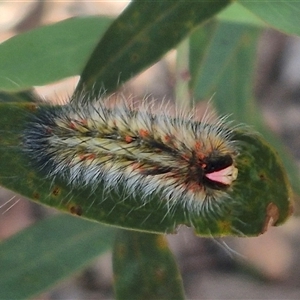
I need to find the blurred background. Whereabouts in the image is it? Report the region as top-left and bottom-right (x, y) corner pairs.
(1, 1), (300, 299)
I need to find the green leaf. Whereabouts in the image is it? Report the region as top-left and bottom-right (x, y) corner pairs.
(208, 24), (300, 195)
(75, 0), (231, 96)
(113, 230), (184, 300)
(238, 0), (300, 36)
(0, 101), (292, 237)
(217, 2), (266, 27)
(0, 214), (115, 299)
(190, 21), (251, 98)
(191, 19), (299, 196)
(192, 21), (295, 230)
(0, 90), (38, 103)
(0, 16), (112, 92)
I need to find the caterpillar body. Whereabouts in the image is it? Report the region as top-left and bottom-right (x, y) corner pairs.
(23, 97), (239, 215)
(17, 95), (292, 236)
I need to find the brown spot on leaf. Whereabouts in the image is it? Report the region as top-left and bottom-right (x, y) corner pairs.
(33, 192), (40, 200)
(156, 235), (168, 250)
(25, 103), (38, 112)
(261, 202), (280, 234)
(69, 205), (83, 216)
(155, 268), (165, 281)
(217, 220), (232, 234)
(52, 186), (61, 197)
(131, 53), (139, 62)
(116, 244), (126, 258)
(259, 172), (266, 180)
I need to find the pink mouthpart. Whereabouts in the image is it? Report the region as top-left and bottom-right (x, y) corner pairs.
(205, 166), (236, 185)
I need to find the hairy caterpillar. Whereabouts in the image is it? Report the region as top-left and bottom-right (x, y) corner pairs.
(0, 91), (289, 236)
(22, 95), (239, 216)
